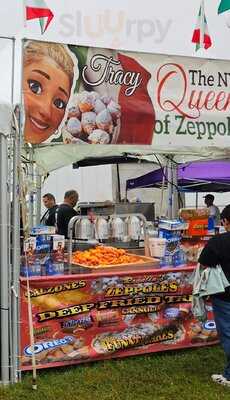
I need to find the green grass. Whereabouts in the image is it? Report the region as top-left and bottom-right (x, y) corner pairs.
(1, 345), (230, 400)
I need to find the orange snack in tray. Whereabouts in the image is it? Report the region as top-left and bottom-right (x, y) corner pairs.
(71, 246), (140, 266)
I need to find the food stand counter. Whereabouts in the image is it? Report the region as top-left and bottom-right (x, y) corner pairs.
(20, 263), (218, 371)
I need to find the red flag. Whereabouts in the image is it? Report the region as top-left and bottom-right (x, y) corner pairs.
(25, 0), (54, 34)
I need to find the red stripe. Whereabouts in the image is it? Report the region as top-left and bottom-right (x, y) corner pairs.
(204, 34), (212, 49)
(26, 6), (54, 32)
(26, 7), (53, 21)
(117, 53), (155, 145)
(192, 29), (200, 44)
(192, 29), (212, 49)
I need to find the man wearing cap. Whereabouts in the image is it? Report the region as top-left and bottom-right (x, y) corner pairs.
(204, 194), (221, 227)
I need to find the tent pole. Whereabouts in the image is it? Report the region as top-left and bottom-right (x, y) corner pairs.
(36, 170), (42, 225)
(28, 148), (34, 231)
(0, 106), (11, 385)
(159, 165), (167, 217)
(167, 156), (178, 219)
(195, 192), (198, 209)
(116, 164), (121, 202)
(11, 108), (21, 383)
(172, 159), (179, 218)
(167, 158), (173, 219)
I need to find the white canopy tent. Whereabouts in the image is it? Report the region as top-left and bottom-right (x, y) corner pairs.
(1, 0), (230, 387)
(1, 103), (230, 385)
(33, 144), (230, 175)
(29, 143), (230, 224)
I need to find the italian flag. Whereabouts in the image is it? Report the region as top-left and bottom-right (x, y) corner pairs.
(218, 0), (230, 14)
(192, 0), (212, 51)
(25, 0), (54, 34)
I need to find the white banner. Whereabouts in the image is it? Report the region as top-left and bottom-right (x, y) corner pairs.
(22, 40), (230, 147)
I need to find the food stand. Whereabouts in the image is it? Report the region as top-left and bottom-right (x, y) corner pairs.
(19, 212), (219, 371)
(16, 12), (230, 375)
(1, 0), (230, 387)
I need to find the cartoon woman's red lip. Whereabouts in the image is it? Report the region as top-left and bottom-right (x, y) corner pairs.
(29, 116), (50, 131)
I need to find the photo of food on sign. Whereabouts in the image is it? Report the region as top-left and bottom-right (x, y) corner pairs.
(22, 40), (155, 145)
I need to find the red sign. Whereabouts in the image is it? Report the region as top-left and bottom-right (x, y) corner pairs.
(20, 268), (218, 370)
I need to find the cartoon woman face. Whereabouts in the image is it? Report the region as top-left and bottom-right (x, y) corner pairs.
(23, 57), (71, 144)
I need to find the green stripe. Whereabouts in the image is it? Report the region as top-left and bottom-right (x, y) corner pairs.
(39, 17), (45, 34)
(218, 0), (230, 14)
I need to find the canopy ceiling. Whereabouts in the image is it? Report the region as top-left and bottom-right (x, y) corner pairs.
(32, 144), (230, 174)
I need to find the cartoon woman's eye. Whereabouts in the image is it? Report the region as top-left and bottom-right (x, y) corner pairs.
(53, 98), (67, 110)
(28, 79), (42, 95)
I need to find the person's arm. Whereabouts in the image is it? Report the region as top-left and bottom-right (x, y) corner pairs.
(209, 205), (216, 217)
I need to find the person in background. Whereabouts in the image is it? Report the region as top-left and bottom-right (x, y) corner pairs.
(56, 190), (79, 238)
(204, 194), (221, 227)
(198, 204), (230, 387)
(40, 193), (58, 226)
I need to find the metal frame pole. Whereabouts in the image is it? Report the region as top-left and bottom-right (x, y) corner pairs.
(8, 37), (15, 384)
(28, 148), (34, 231)
(172, 159), (179, 218)
(167, 158), (173, 219)
(116, 164), (121, 202)
(159, 165), (167, 217)
(0, 106), (11, 385)
(195, 192), (199, 209)
(11, 108), (21, 383)
(0, 37), (15, 385)
(167, 156), (178, 219)
(36, 171), (42, 225)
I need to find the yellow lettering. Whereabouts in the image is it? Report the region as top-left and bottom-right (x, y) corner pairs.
(169, 282), (178, 292)
(160, 283), (169, 292)
(133, 297), (146, 305)
(105, 288), (117, 297)
(56, 308), (72, 318)
(146, 295), (162, 305)
(102, 339), (115, 351)
(114, 287), (124, 296)
(37, 311), (56, 322)
(111, 299), (127, 307)
(97, 300), (112, 309)
(124, 287), (135, 295)
(81, 303), (94, 313)
(167, 332), (174, 340)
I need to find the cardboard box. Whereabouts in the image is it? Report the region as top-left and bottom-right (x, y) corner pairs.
(186, 219), (208, 236)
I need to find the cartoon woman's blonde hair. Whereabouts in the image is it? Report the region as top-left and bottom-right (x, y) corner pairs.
(24, 40), (74, 87)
